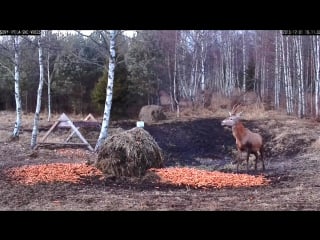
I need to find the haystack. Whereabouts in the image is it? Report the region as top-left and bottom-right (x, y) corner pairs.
(95, 127), (164, 177)
(139, 105), (166, 124)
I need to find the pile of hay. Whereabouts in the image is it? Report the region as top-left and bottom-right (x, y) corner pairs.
(139, 105), (166, 123)
(95, 127), (164, 177)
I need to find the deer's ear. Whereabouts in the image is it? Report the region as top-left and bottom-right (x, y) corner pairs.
(228, 111), (232, 116)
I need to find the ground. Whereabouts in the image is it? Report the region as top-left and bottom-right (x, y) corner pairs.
(1, 110), (320, 210)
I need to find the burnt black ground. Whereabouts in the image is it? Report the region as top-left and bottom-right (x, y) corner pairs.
(145, 118), (235, 167)
(114, 118), (266, 171)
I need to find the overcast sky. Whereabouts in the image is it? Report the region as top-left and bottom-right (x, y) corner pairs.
(52, 30), (136, 37)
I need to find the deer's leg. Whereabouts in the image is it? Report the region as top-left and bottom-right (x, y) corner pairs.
(253, 152), (259, 171)
(260, 146), (265, 171)
(246, 149), (250, 172)
(236, 150), (241, 173)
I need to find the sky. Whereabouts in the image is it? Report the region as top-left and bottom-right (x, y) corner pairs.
(52, 30), (136, 37)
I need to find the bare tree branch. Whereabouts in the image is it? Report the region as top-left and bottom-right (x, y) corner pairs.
(67, 50), (105, 69)
(75, 30), (109, 55)
(0, 61), (14, 77)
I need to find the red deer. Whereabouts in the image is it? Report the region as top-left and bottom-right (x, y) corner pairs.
(221, 104), (265, 172)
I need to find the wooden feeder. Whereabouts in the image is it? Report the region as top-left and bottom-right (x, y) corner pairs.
(35, 113), (101, 151)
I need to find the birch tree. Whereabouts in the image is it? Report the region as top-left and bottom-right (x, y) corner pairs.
(274, 31), (280, 109)
(177, 31), (205, 103)
(95, 30), (117, 152)
(242, 31), (247, 92)
(31, 32), (45, 149)
(44, 30), (52, 121)
(47, 49), (51, 121)
(11, 36), (22, 140)
(281, 33), (294, 114)
(286, 37), (294, 114)
(199, 30), (209, 107)
(253, 32), (261, 98)
(294, 36), (305, 118)
(173, 31), (180, 117)
(223, 31), (236, 96)
(313, 35), (320, 117)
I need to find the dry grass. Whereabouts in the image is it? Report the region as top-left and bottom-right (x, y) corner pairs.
(239, 103), (269, 120)
(309, 137), (320, 154)
(179, 107), (215, 118)
(0, 111), (102, 129)
(209, 92), (231, 113)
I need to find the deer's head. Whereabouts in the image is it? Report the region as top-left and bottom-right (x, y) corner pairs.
(221, 104), (242, 127)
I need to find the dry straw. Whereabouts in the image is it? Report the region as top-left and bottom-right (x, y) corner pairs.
(95, 127), (164, 177)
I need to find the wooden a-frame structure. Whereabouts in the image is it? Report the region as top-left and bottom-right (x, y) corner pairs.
(36, 113), (100, 151)
(64, 113), (99, 142)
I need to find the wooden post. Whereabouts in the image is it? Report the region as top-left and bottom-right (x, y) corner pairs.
(40, 120), (60, 142)
(64, 113), (100, 142)
(67, 119), (94, 151)
(37, 113), (94, 152)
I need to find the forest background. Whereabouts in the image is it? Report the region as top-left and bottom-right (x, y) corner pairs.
(1, 30), (319, 121)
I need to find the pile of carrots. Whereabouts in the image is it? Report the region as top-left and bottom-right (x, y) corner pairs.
(4, 163), (103, 185)
(149, 167), (270, 189)
(4, 161), (270, 189)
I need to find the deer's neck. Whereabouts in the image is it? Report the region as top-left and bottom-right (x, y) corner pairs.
(232, 122), (247, 141)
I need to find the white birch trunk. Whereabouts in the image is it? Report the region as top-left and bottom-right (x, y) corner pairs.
(281, 35), (294, 115)
(173, 31), (180, 117)
(261, 54), (266, 99)
(224, 35), (233, 96)
(200, 66), (205, 92)
(280, 34), (289, 113)
(294, 36), (304, 118)
(286, 37), (294, 114)
(31, 32), (45, 149)
(301, 50), (305, 117)
(242, 31), (246, 92)
(47, 51), (51, 121)
(274, 31), (281, 109)
(178, 47), (188, 99)
(306, 46), (312, 115)
(254, 33), (259, 95)
(230, 38), (235, 91)
(313, 36), (320, 117)
(95, 30), (117, 152)
(12, 36), (22, 139)
(234, 43), (239, 88)
(228, 36), (233, 95)
(200, 35), (206, 107)
(191, 55), (198, 101)
(261, 32), (268, 101)
(167, 53), (174, 112)
(254, 58), (260, 96)
(220, 51), (226, 95)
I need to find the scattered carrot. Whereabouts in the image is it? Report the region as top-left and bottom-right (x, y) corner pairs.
(149, 167), (270, 189)
(4, 163), (103, 185)
(4, 162), (270, 189)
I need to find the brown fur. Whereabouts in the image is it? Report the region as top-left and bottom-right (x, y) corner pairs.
(222, 109), (265, 172)
(232, 121), (264, 172)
